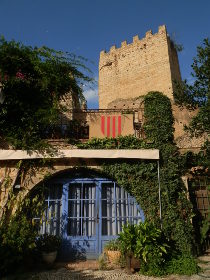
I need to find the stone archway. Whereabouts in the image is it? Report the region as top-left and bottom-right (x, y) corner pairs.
(13, 162), (103, 216)
(0, 149), (159, 221)
(30, 169), (144, 259)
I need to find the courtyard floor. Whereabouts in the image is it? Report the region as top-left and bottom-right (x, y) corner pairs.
(3, 250), (210, 280)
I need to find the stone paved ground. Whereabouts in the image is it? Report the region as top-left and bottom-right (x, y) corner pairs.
(3, 250), (210, 280)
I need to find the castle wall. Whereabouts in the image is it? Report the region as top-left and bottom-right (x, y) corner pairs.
(167, 39), (182, 90)
(98, 25), (181, 109)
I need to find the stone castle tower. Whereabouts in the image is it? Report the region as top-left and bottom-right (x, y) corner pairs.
(98, 25), (181, 109)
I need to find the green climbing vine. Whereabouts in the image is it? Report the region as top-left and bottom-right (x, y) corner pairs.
(79, 92), (195, 255)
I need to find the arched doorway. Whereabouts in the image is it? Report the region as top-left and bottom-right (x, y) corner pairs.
(36, 177), (144, 259)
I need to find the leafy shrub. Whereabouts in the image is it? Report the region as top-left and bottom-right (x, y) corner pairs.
(118, 221), (200, 276)
(165, 254), (201, 275)
(35, 234), (61, 253)
(98, 254), (108, 270)
(118, 223), (137, 255)
(140, 252), (200, 276)
(0, 186), (45, 276)
(134, 221), (169, 263)
(118, 221), (169, 261)
(104, 239), (121, 251)
(0, 215), (37, 276)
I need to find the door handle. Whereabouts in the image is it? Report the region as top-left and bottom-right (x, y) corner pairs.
(96, 213), (99, 223)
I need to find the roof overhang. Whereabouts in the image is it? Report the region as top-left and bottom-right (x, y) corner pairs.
(0, 149), (159, 160)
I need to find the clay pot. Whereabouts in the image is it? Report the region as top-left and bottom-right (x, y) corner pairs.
(106, 250), (121, 263)
(42, 251), (57, 265)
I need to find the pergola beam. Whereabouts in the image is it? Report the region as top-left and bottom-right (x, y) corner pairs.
(0, 148), (162, 225)
(0, 149), (159, 160)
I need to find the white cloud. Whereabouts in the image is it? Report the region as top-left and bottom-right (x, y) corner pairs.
(82, 74), (99, 108)
(83, 88), (98, 102)
(83, 88), (99, 109)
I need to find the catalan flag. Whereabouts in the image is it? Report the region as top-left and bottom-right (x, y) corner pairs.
(100, 115), (122, 137)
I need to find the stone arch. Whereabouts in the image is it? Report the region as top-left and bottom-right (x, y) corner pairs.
(31, 169), (144, 259)
(14, 163), (103, 213)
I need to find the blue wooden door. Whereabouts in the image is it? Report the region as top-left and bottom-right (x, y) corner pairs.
(99, 181), (144, 254)
(61, 179), (100, 260)
(38, 178), (144, 260)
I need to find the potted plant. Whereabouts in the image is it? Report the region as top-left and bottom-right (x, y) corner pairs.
(118, 223), (140, 272)
(104, 239), (121, 263)
(36, 234), (61, 265)
(134, 221), (169, 271)
(119, 221), (170, 273)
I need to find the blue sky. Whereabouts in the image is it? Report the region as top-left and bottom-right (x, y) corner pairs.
(0, 0), (210, 108)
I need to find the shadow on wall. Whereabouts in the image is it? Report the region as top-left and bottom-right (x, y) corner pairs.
(59, 238), (86, 261)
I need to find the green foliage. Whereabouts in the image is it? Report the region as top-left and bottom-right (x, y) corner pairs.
(118, 221), (169, 264)
(180, 142), (210, 172)
(118, 224), (137, 255)
(77, 135), (146, 149)
(143, 91), (174, 144)
(173, 80), (197, 109)
(134, 221), (169, 263)
(164, 254), (200, 276)
(191, 38), (210, 106)
(0, 213), (38, 275)
(78, 92), (194, 256)
(98, 254), (108, 270)
(187, 104), (210, 136)
(174, 38), (210, 136)
(0, 36), (92, 149)
(0, 186), (45, 275)
(140, 253), (200, 276)
(35, 234), (61, 253)
(104, 239), (121, 251)
(200, 218), (210, 244)
(116, 221), (197, 276)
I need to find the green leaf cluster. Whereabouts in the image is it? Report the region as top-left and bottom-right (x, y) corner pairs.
(117, 222), (200, 276)
(118, 221), (169, 263)
(0, 185), (45, 275)
(0, 36), (92, 149)
(143, 91), (175, 144)
(104, 239), (121, 251)
(35, 234), (61, 253)
(164, 253), (200, 276)
(173, 38), (210, 136)
(78, 92), (195, 257)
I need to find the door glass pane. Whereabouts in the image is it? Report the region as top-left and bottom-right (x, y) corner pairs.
(82, 218), (96, 236)
(68, 183), (81, 199)
(101, 182), (143, 236)
(67, 182), (97, 236)
(102, 218), (115, 235)
(101, 183), (115, 236)
(39, 184), (62, 235)
(67, 219), (81, 236)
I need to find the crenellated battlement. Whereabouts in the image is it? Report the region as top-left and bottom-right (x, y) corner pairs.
(98, 24), (181, 109)
(100, 25), (167, 57)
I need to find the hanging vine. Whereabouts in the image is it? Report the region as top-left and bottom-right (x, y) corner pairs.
(79, 92), (195, 255)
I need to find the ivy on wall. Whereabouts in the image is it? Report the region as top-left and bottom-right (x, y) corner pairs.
(79, 92), (194, 255)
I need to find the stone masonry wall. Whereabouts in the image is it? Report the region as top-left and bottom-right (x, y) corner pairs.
(98, 25), (181, 109)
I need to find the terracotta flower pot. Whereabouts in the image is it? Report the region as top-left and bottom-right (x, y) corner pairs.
(106, 250), (121, 263)
(42, 251), (57, 265)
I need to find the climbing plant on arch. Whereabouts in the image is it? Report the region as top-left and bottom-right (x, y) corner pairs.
(79, 92), (194, 255)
